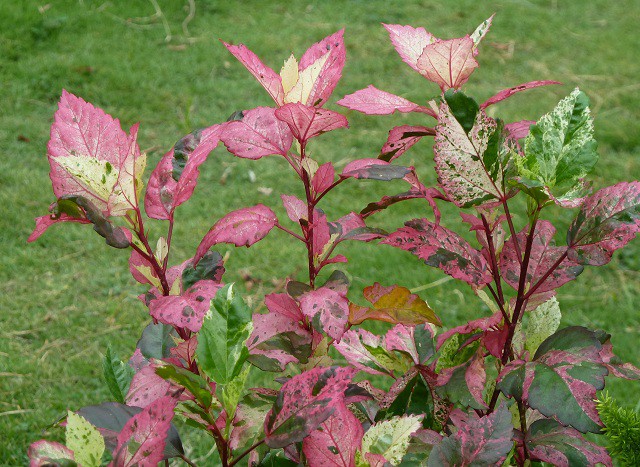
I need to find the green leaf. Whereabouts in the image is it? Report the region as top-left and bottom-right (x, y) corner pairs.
(66, 411), (105, 467)
(102, 346), (135, 404)
(155, 363), (216, 409)
(196, 284), (253, 384)
(443, 89), (479, 134)
(516, 88), (598, 203)
(525, 296), (561, 355)
(136, 322), (176, 360)
(360, 414), (423, 465)
(221, 364), (251, 423)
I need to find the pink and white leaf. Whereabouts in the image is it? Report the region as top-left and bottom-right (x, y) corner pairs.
(221, 107), (293, 159)
(264, 366), (357, 448)
(333, 329), (395, 376)
(28, 441), (75, 467)
(281, 194), (308, 223)
(385, 324), (435, 365)
(383, 218), (493, 287)
(145, 125), (221, 219)
(299, 287), (350, 341)
(28, 211), (91, 243)
(299, 29), (346, 107)
(222, 42), (285, 106)
(382, 24), (435, 72)
(337, 85), (425, 115)
(481, 81), (561, 109)
(114, 395), (177, 466)
(302, 403), (363, 467)
(567, 181), (640, 266)
(195, 204), (277, 261)
(417, 36), (478, 91)
(380, 125), (435, 162)
(275, 103), (348, 144)
(48, 90), (142, 216)
(434, 101), (502, 207)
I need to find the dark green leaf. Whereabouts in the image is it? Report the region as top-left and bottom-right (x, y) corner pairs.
(102, 346), (134, 404)
(444, 89), (479, 134)
(136, 322), (176, 360)
(181, 250), (225, 290)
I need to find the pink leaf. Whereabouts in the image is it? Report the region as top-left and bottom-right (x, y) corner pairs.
(434, 100), (503, 207)
(129, 249), (159, 287)
(481, 81), (561, 109)
(504, 120), (535, 141)
(221, 107), (293, 159)
(500, 221), (583, 294)
(28, 212), (91, 243)
(149, 280), (221, 332)
(337, 85), (431, 116)
(114, 395), (177, 466)
(380, 125), (435, 162)
(341, 158), (410, 181)
(281, 194), (308, 223)
(302, 403), (364, 467)
(417, 36), (478, 91)
(299, 29), (346, 107)
(329, 212), (384, 242)
(567, 181), (640, 266)
(28, 440), (75, 466)
(275, 103), (348, 144)
(311, 209), (332, 258)
(195, 204), (277, 261)
(264, 366), (357, 448)
(222, 42), (285, 105)
(383, 218), (493, 287)
(299, 287), (350, 341)
(126, 364), (174, 409)
(383, 24), (435, 72)
(312, 162), (335, 195)
(437, 353), (488, 409)
(48, 90), (142, 216)
(145, 125), (221, 220)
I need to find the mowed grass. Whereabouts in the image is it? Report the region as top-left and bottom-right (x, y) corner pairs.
(1, 0), (639, 463)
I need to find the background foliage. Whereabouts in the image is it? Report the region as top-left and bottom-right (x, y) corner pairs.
(1, 0), (639, 463)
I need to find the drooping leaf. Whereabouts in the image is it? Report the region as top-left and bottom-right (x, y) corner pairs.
(264, 366), (357, 448)
(383, 218), (493, 287)
(248, 294), (313, 372)
(416, 36), (478, 91)
(275, 103), (348, 144)
(66, 411), (105, 467)
(221, 107), (293, 159)
(427, 404), (513, 466)
(516, 89), (598, 204)
(567, 181), (640, 266)
(103, 345), (135, 404)
(195, 204), (277, 262)
(525, 296), (562, 356)
(333, 329), (402, 376)
(299, 286), (350, 341)
(76, 402), (183, 459)
(337, 85), (433, 116)
(436, 353), (488, 410)
(481, 80), (561, 109)
(380, 125), (435, 162)
(144, 125), (221, 219)
(28, 211), (91, 243)
(28, 440), (76, 466)
(341, 159), (411, 181)
(359, 414), (423, 466)
(434, 99), (505, 207)
(500, 220), (583, 294)
(302, 403), (364, 467)
(114, 395), (178, 466)
(382, 24), (435, 72)
(525, 418), (612, 466)
(497, 326), (611, 433)
(46, 90), (144, 217)
(196, 284), (253, 384)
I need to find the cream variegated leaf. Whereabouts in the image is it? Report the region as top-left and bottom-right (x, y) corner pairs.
(360, 414), (423, 465)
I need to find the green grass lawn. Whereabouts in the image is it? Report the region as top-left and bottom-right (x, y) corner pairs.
(1, 0), (639, 463)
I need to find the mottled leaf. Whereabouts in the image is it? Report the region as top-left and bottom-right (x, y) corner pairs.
(299, 286), (349, 341)
(66, 411), (105, 467)
(28, 440), (75, 466)
(221, 107), (293, 159)
(481, 80), (561, 109)
(341, 159), (410, 181)
(303, 403), (364, 467)
(498, 326), (610, 433)
(436, 353), (488, 409)
(334, 328), (402, 376)
(360, 414), (423, 466)
(567, 181), (640, 266)
(275, 103), (348, 144)
(265, 366), (357, 448)
(526, 418), (612, 466)
(385, 324), (436, 366)
(380, 125), (435, 162)
(114, 395), (177, 466)
(195, 204), (277, 261)
(144, 125), (221, 219)
(382, 24), (435, 72)
(337, 85), (433, 116)
(181, 251), (225, 290)
(427, 404), (513, 466)
(500, 220), (583, 293)
(196, 284), (253, 384)
(525, 296), (562, 356)
(126, 364), (174, 409)
(230, 391), (273, 454)
(383, 218), (492, 287)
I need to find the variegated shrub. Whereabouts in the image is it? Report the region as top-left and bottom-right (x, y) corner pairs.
(29, 17), (639, 467)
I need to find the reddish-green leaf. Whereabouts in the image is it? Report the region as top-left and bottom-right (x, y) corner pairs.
(28, 440), (75, 466)
(275, 103), (348, 144)
(380, 125), (435, 162)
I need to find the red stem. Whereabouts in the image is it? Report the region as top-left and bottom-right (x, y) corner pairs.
(275, 222), (305, 242)
(229, 439), (266, 467)
(480, 215), (508, 324)
(502, 200), (522, 266)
